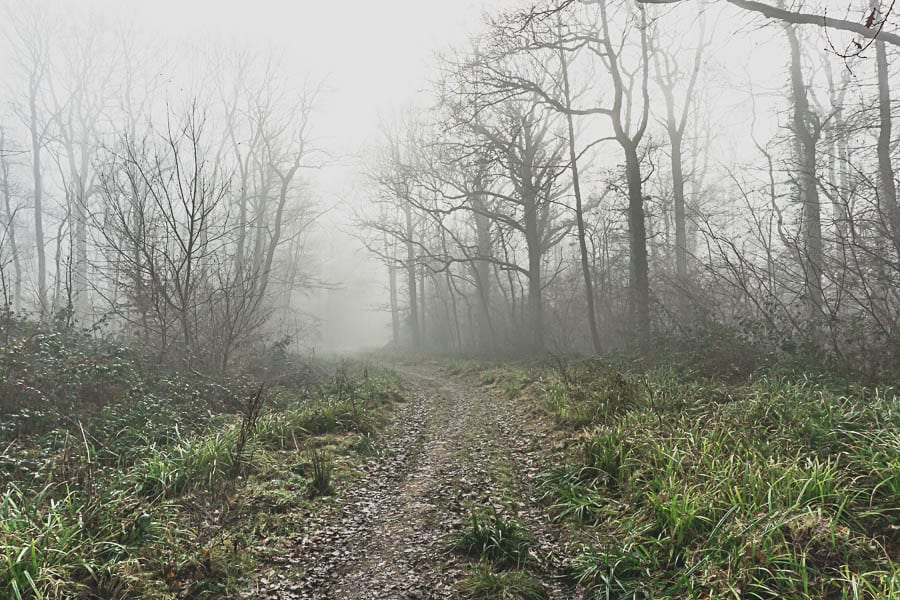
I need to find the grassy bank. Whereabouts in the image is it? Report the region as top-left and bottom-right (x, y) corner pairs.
(0, 323), (405, 599)
(451, 359), (899, 599)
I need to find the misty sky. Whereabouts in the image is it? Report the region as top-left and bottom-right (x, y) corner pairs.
(117, 0), (521, 161)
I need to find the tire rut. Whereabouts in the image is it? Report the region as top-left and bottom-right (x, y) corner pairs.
(244, 365), (568, 600)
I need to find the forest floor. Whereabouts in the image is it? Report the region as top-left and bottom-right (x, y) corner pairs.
(243, 363), (574, 599)
(4, 330), (895, 598)
(241, 359), (900, 600)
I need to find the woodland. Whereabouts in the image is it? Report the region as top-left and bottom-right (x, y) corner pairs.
(358, 1), (899, 379)
(0, 0), (897, 598)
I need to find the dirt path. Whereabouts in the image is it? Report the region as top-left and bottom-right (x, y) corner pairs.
(243, 364), (569, 600)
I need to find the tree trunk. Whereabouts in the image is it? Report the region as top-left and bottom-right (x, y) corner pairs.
(29, 87), (47, 316)
(624, 143), (650, 344)
(524, 198), (544, 352)
(76, 121), (92, 320)
(0, 134), (22, 308)
(403, 200), (420, 349)
(419, 259), (427, 344)
(670, 132), (688, 281)
(876, 39), (900, 256)
(825, 69), (849, 245)
(472, 195), (495, 352)
(388, 240), (400, 347)
(558, 38), (602, 354)
(62, 133), (91, 320)
(444, 269), (462, 353)
(786, 25), (824, 321)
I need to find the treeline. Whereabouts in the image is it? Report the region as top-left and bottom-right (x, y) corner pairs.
(360, 0), (900, 376)
(0, 5), (320, 371)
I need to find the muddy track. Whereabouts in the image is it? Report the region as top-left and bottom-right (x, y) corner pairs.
(243, 364), (570, 600)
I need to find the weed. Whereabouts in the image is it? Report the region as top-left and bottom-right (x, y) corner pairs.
(458, 564), (548, 600)
(572, 543), (654, 598)
(308, 448), (334, 497)
(451, 508), (533, 568)
(540, 363), (642, 428)
(231, 386), (266, 478)
(537, 466), (607, 524)
(349, 433), (381, 457)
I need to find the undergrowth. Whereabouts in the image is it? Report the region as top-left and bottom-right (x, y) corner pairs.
(471, 359), (900, 599)
(0, 320), (404, 598)
(450, 503), (547, 599)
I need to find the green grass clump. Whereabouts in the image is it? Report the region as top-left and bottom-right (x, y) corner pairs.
(539, 361), (643, 428)
(451, 508), (533, 569)
(458, 564), (548, 600)
(307, 448), (334, 497)
(537, 465), (608, 525)
(251, 381), (398, 454)
(134, 428), (241, 499)
(571, 542), (655, 598)
(0, 481), (192, 599)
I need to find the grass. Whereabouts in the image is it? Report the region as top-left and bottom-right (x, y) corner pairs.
(451, 508), (534, 569)
(307, 447), (334, 497)
(0, 322), (405, 599)
(468, 359), (900, 600)
(458, 564), (548, 599)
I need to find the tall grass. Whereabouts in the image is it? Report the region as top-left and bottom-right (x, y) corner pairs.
(527, 362), (899, 599)
(0, 325), (404, 598)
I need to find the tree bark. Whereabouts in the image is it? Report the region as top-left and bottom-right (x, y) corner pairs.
(625, 143), (651, 343)
(387, 237), (401, 346)
(670, 133), (688, 281)
(876, 39), (900, 256)
(0, 132), (22, 308)
(558, 30), (602, 354)
(524, 198), (545, 352)
(29, 86), (47, 316)
(786, 25), (824, 320)
(472, 193), (495, 352)
(419, 259), (427, 343)
(403, 199), (420, 350)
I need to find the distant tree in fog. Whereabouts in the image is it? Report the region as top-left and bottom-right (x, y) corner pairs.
(358, 0), (899, 374)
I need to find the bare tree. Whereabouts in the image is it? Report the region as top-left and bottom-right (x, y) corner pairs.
(6, 5), (54, 315)
(875, 39), (900, 255)
(361, 117), (425, 350)
(651, 16), (707, 285)
(47, 27), (114, 321)
(0, 128), (23, 308)
(95, 102), (229, 364)
(483, 6), (606, 353)
(785, 25), (826, 323)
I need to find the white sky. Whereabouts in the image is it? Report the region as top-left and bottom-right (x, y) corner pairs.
(121, 0), (519, 158)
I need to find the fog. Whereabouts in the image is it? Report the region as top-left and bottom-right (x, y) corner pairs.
(0, 0), (897, 368)
(0, 0), (503, 352)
